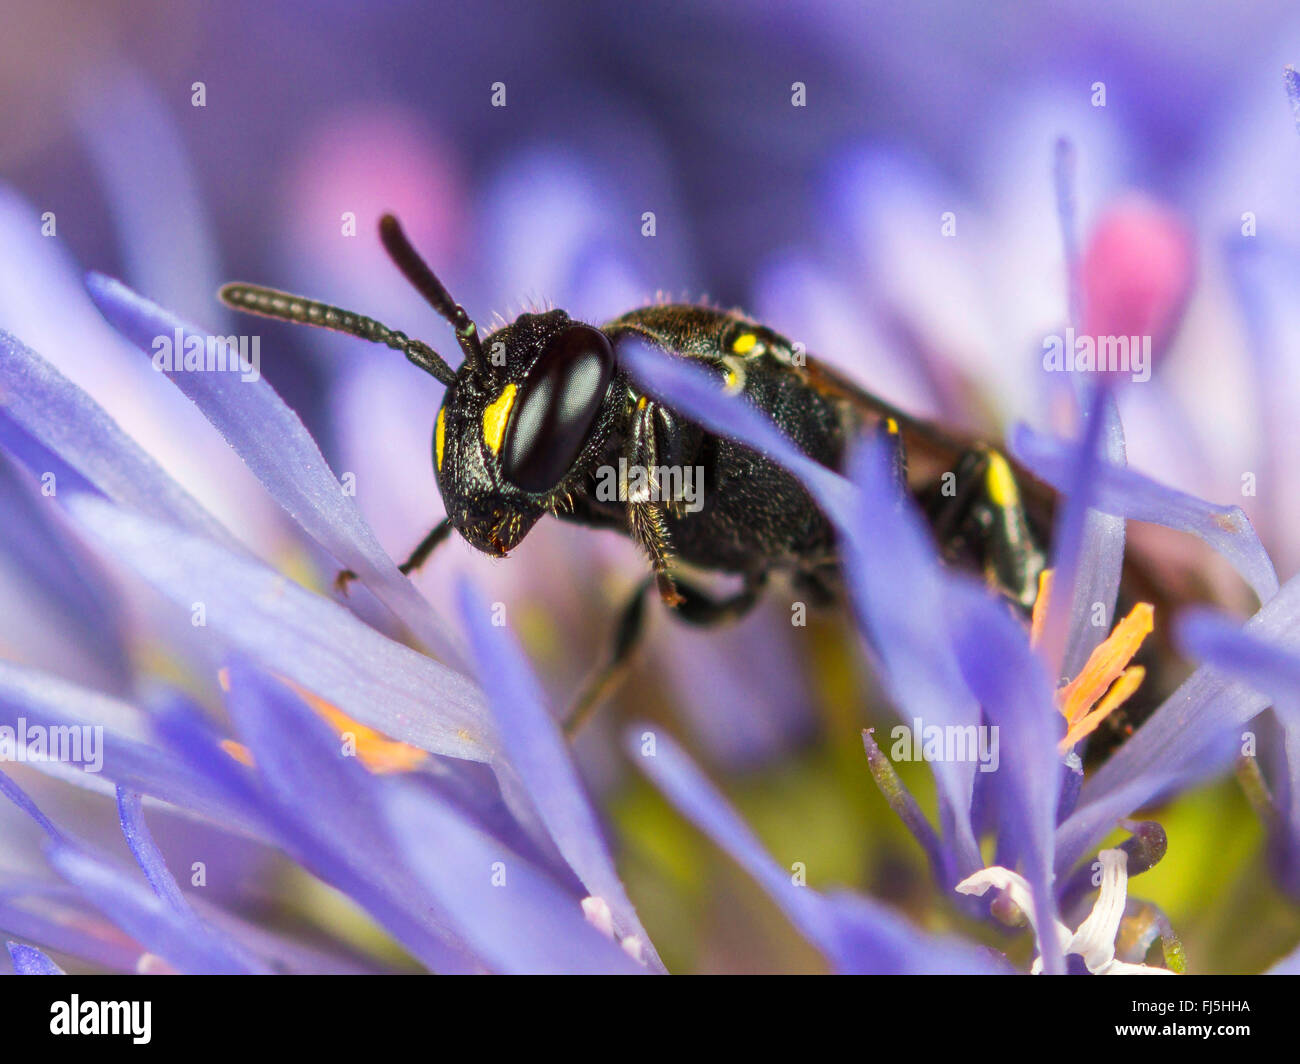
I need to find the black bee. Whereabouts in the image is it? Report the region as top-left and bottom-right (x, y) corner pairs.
(221, 215), (1058, 730)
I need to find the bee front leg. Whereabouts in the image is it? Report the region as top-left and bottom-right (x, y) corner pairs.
(562, 570), (766, 737)
(334, 517), (453, 593)
(623, 397), (683, 606)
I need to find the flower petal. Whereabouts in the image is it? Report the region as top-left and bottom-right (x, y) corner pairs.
(1011, 422), (1278, 603)
(1065, 848), (1127, 972)
(628, 725), (997, 974)
(382, 783), (644, 974)
(0, 328), (232, 545)
(6, 941), (64, 975)
(64, 494), (491, 763)
(455, 578), (663, 971)
(85, 273), (468, 669)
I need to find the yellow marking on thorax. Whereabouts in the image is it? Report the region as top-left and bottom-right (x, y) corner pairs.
(435, 407), (446, 472)
(482, 383), (517, 454)
(985, 451), (1019, 508)
(885, 417), (899, 435)
(732, 332), (758, 355)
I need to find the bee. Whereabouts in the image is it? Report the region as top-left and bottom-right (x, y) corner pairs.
(220, 215), (1078, 732)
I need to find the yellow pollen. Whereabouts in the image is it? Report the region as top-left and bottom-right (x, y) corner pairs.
(985, 451), (1019, 508)
(885, 417), (899, 435)
(435, 407), (446, 472)
(1032, 570), (1155, 755)
(482, 383), (517, 454)
(219, 676), (428, 775)
(733, 333), (758, 354)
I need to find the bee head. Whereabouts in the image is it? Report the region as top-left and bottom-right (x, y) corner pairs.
(435, 309), (618, 556)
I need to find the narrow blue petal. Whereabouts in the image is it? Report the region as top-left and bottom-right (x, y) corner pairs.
(0, 768), (257, 973)
(1178, 608), (1300, 714)
(1285, 66), (1300, 136)
(0, 768), (65, 844)
(0, 328), (234, 547)
(7, 941), (64, 974)
(943, 578), (1064, 972)
(0, 890), (146, 973)
(0, 453), (130, 690)
(65, 494), (491, 762)
(1012, 422), (1279, 603)
(383, 785), (645, 974)
(1034, 384), (1109, 681)
(1177, 608), (1300, 888)
(85, 274), (468, 669)
(0, 662), (268, 837)
(455, 578), (663, 970)
(844, 440), (982, 881)
(217, 659), (481, 973)
(45, 842), (260, 974)
(115, 789), (211, 927)
(627, 726), (997, 973)
(1057, 573), (1300, 871)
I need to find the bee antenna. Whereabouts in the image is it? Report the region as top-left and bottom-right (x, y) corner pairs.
(218, 283), (458, 387)
(378, 213), (487, 374)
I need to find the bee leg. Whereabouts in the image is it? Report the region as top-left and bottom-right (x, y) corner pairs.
(670, 572), (766, 626)
(931, 448), (1045, 610)
(564, 576), (655, 737)
(623, 397), (683, 605)
(563, 571), (765, 737)
(334, 517), (453, 593)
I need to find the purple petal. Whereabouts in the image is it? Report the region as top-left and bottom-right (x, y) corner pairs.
(626, 725), (997, 974)
(1177, 607), (1300, 890)
(1286, 66), (1300, 136)
(0, 328), (231, 545)
(64, 494), (491, 762)
(45, 842), (259, 974)
(0, 453), (129, 691)
(942, 578), (1063, 972)
(0, 768), (257, 973)
(6, 941), (64, 975)
(383, 784), (644, 974)
(1011, 422), (1278, 603)
(1033, 384), (1109, 681)
(0, 889), (147, 973)
(844, 440), (982, 881)
(85, 273), (468, 669)
(215, 659), (481, 973)
(0, 661), (268, 836)
(455, 578), (663, 970)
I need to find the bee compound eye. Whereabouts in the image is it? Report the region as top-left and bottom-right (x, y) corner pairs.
(501, 325), (615, 492)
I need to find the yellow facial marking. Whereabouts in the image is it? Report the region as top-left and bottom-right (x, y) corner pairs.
(732, 332), (758, 355)
(985, 451), (1018, 508)
(435, 407), (446, 472)
(482, 383), (517, 454)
